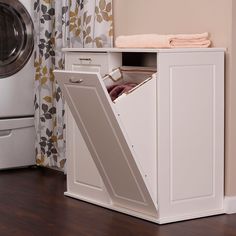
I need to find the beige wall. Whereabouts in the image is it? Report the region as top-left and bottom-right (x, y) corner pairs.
(113, 0), (231, 47)
(113, 0), (236, 195)
(225, 1), (236, 196)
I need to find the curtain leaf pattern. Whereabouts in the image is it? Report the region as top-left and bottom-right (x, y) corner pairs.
(69, 0), (113, 47)
(34, 0), (113, 171)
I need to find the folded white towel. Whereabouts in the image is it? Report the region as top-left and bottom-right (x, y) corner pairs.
(115, 33), (211, 48)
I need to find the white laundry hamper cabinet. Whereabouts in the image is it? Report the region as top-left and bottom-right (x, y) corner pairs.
(55, 48), (225, 224)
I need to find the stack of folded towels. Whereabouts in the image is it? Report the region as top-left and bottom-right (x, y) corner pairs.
(115, 32), (211, 48)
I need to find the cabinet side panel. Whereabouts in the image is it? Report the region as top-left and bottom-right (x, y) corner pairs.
(157, 52), (224, 220)
(170, 65), (214, 201)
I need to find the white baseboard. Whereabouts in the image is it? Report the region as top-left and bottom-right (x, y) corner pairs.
(224, 196), (236, 214)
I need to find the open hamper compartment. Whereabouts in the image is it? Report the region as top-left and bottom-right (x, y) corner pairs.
(103, 66), (157, 102)
(55, 66), (159, 221)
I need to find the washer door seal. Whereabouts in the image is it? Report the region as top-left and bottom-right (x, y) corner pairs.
(0, 0), (34, 78)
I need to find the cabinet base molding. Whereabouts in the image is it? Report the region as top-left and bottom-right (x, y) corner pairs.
(157, 209), (225, 224)
(65, 191), (225, 224)
(64, 191), (159, 223)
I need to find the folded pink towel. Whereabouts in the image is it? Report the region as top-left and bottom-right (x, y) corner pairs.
(115, 33), (211, 48)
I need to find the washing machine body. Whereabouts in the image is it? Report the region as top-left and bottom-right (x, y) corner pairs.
(0, 0), (34, 117)
(0, 0), (35, 169)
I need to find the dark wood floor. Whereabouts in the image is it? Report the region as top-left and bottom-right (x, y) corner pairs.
(0, 167), (235, 236)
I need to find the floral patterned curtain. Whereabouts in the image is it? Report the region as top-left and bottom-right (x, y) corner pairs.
(34, 0), (113, 171)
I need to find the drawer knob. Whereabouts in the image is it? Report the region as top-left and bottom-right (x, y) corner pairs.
(69, 78), (84, 84)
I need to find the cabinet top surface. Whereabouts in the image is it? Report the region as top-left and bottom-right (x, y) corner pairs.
(62, 47), (226, 53)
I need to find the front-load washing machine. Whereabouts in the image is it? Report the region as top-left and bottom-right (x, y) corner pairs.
(0, 0), (35, 169)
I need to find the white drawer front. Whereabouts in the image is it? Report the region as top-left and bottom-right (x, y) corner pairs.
(66, 53), (109, 77)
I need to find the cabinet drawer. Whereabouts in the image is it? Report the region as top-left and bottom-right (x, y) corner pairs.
(0, 117), (35, 169)
(66, 52), (109, 77)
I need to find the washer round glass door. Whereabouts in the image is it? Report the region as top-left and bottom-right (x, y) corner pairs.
(0, 0), (34, 78)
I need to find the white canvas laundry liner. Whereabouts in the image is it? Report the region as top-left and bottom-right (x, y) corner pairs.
(103, 66), (157, 103)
